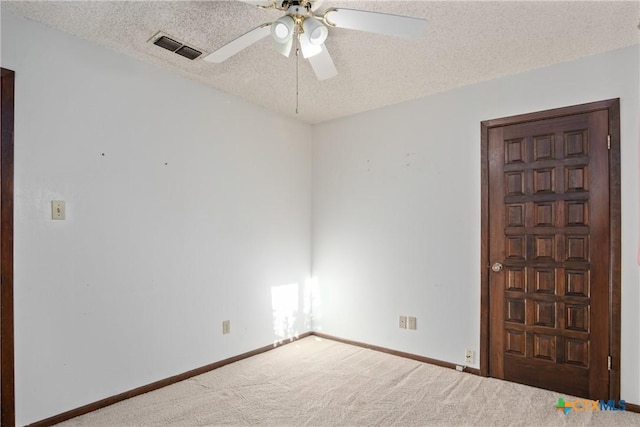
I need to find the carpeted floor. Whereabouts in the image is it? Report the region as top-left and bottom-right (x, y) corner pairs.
(59, 336), (640, 426)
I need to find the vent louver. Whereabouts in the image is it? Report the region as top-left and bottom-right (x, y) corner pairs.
(150, 32), (202, 60)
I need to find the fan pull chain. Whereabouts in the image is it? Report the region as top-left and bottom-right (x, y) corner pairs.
(295, 43), (300, 114)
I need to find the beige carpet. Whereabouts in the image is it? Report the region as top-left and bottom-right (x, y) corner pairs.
(59, 336), (640, 426)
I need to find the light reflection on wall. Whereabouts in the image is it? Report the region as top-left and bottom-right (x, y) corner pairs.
(305, 276), (321, 331)
(271, 277), (321, 344)
(271, 283), (300, 342)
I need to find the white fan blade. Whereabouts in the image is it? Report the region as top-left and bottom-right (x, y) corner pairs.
(273, 37), (294, 57)
(324, 8), (427, 38)
(310, 0), (325, 11)
(308, 44), (337, 80)
(203, 23), (271, 63)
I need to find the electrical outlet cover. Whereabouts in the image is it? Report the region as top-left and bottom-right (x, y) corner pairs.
(408, 316), (417, 330)
(399, 316), (407, 329)
(465, 349), (474, 364)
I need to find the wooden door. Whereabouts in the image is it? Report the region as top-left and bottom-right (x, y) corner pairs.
(481, 100), (621, 400)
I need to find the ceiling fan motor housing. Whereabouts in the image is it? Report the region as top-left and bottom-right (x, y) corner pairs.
(281, 0), (312, 13)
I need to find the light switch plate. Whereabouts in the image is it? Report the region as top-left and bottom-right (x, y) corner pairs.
(51, 200), (65, 220)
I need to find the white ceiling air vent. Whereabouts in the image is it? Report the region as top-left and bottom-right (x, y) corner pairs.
(149, 31), (202, 60)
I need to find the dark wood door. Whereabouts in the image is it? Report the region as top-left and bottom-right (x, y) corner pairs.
(486, 106), (613, 399)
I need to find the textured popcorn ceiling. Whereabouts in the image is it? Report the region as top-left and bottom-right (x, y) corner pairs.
(3, 1), (639, 124)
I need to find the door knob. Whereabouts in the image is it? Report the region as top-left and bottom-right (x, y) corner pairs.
(491, 263), (503, 272)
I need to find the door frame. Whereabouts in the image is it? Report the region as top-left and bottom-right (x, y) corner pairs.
(480, 99), (621, 399)
(1, 67), (16, 426)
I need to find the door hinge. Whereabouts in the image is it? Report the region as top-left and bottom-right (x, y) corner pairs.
(607, 135), (611, 150)
(608, 355), (612, 371)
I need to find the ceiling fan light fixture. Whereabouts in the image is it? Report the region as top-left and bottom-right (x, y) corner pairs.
(205, 3), (428, 82)
(271, 15), (295, 43)
(273, 37), (294, 57)
(299, 33), (322, 58)
(302, 18), (328, 45)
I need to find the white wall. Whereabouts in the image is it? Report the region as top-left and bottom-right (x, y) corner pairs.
(2, 6), (639, 424)
(312, 45), (640, 403)
(2, 11), (312, 426)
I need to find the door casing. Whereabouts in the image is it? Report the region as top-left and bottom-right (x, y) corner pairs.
(480, 99), (621, 399)
(1, 67), (15, 427)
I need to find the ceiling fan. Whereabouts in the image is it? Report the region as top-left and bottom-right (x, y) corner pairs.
(203, 0), (427, 80)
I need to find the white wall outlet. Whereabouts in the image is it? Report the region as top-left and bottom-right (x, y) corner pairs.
(408, 316), (417, 330)
(222, 320), (231, 335)
(51, 200), (65, 220)
(399, 316), (407, 329)
(465, 349), (474, 364)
